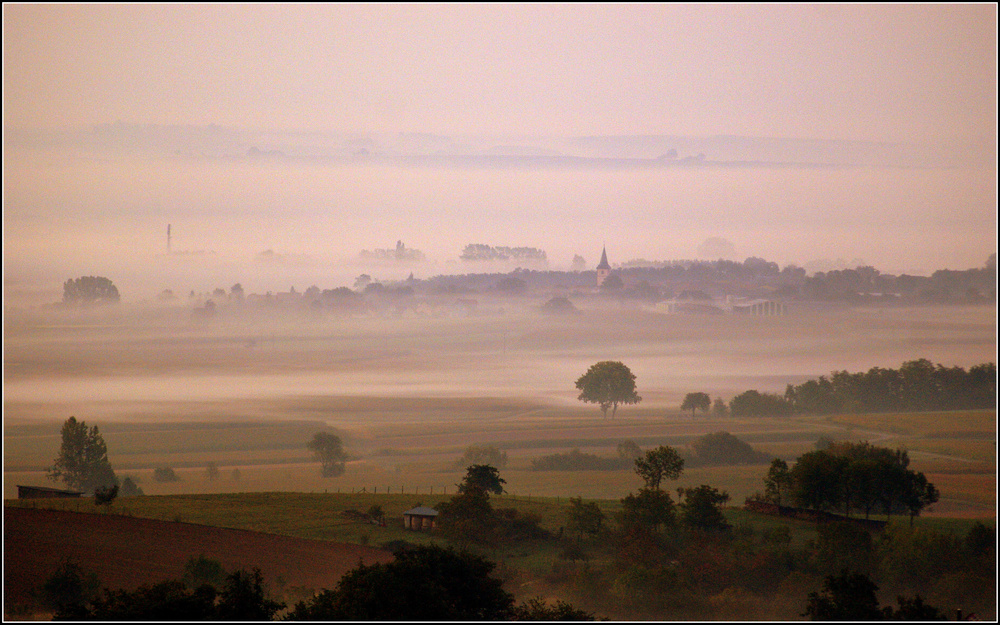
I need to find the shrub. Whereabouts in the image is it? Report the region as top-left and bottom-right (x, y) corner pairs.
(689, 432), (771, 466)
(153, 467), (180, 483)
(531, 448), (629, 471)
(454, 445), (508, 469)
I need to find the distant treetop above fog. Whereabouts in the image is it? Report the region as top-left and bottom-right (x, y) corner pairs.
(460, 244), (547, 263)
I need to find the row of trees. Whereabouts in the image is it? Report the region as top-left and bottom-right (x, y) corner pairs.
(760, 441), (938, 523)
(683, 358), (996, 418)
(783, 358), (996, 414)
(800, 257), (996, 303)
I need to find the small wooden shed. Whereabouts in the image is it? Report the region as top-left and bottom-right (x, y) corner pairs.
(17, 485), (84, 499)
(402, 506), (438, 531)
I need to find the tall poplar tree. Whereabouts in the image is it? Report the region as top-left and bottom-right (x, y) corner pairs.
(47, 416), (117, 493)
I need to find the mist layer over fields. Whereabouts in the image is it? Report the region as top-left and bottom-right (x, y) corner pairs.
(5, 301), (995, 412)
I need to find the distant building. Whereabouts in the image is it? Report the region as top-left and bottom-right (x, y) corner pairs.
(402, 505), (438, 531)
(729, 299), (787, 316)
(17, 485), (83, 499)
(596, 246), (611, 287)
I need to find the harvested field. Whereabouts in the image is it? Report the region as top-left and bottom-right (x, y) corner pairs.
(3, 506), (393, 617)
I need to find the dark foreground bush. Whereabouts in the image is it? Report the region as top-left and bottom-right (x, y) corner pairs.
(288, 545), (594, 621)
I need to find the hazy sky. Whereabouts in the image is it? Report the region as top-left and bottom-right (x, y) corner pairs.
(4, 3), (997, 143)
(2, 3), (997, 303)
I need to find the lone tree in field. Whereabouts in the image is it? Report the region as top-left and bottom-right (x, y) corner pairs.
(633, 445), (685, 490)
(308, 432), (348, 477)
(680, 392), (711, 417)
(47, 416), (118, 494)
(458, 464), (506, 495)
(575, 361), (641, 418)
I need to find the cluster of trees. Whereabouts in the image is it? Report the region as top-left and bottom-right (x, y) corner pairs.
(800, 256), (996, 303)
(729, 389), (795, 417)
(453, 444), (508, 469)
(555, 446), (989, 619)
(435, 465), (549, 548)
(530, 432), (769, 472)
(688, 358), (995, 419)
(783, 359), (996, 414)
(803, 570), (948, 620)
(688, 431), (771, 466)
(289, 544), (593, 620)
(42, 558), (283, 620)
(62, 276), (120, 305)
(459, 244), (547, 263)
(681, 388), (790, 418)
(530, 447), (631, 471)
(44, 538), (595, 620)
(760, 441), (938, 523)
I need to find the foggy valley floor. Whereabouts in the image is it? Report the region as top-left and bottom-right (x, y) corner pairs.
(2, 301), (996, 620)
(3, 302), (995, 510)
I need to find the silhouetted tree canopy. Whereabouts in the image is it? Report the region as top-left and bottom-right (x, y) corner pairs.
(729, 390), (793, 417)
(288, 545), (512, 620)
(55, 567), (283, 621)
(680, 392), (711, 416)
(784, 359), (996, 414)
(63, 276), (120, 305)
(47, 417), (117, 494)
(690, 431), (770, 466)
(454, 444), (508, 469)
(457, 464), (506, 495)
(634, 445), (684, 490)
(307, 432), (347, 477)
(575, 361), (642, 418)
(803, 570), (947, 621)
(787, 442), (938, 522)
(678, 484), (730, 531)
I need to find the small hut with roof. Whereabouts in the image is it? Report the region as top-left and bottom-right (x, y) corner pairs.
(402, 505), (439, 531)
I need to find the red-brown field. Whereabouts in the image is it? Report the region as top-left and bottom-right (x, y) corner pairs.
(3, 506), (392, 618)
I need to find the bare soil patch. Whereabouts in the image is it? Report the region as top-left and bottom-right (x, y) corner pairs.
(3, 506), (392, 614)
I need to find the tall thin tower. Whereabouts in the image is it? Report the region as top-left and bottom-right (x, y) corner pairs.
(596, 244), (611, 286)
(167, 224), (172, 254)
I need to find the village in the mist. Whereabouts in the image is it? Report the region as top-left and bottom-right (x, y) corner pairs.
(4, 123), (996, 305)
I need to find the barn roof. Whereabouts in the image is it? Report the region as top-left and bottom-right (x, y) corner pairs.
(402, 506), (439, 516)
(17, 485), (84, 495)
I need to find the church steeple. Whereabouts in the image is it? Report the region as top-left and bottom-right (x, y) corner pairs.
(596, 245), (611, 286)
(597, 246), (610, 270)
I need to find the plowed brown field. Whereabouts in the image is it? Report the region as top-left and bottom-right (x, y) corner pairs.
(3, 506), (393, 614)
